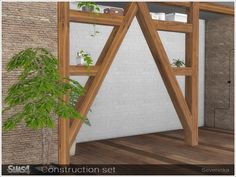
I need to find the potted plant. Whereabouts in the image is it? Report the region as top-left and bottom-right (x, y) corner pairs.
(77, 2), (100, 37)
(172, 58), (185, 67)
(76, 50), (93, 68)
(2, 48), (91, 165)
(77, 2), (100, 13)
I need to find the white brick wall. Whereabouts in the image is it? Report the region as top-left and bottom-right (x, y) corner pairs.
(69, 7), (205, 143)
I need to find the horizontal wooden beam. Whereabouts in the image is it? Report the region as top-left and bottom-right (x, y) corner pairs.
(154, 20), (192, 33)
(172, 67), (192, 76)
(69, 10), (124, 26)
(199, 3), (234, 16)
(158, 2), (234, 16)
(159, 2), (191, 8)
(69, 65), (99, 76)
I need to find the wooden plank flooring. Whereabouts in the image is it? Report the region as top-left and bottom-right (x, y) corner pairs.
(71, 127), (234, 164)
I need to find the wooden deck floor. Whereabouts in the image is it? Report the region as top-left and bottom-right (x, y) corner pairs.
(71, 127), (234, 164)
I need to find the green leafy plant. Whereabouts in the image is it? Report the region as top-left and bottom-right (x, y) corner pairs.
(78, 50), (93, 69)
(77, 2), (100, 37)
(172, 59), (185, 67)
(77, 2), (100, 13)
(3, 48), (90, 131)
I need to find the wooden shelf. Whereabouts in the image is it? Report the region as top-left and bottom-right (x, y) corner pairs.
(154, 20), (193, 33)
(69, 10), (124, 26)
(69, 65), (99, 76)
(172, 67), (192, 76)
(158, 2), (234, 15)
(199, 3), (234, 16)
(159, 2), (191, 8)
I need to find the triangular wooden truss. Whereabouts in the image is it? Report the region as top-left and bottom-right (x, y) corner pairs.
(58, 2), (199, 164)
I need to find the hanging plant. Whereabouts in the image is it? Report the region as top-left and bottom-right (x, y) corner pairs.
(77, 2), (100, 37)
(172, 58), (185, 67)
(2, 48), (91, 163)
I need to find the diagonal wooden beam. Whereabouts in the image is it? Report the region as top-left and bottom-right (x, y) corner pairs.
(136, 2), (193, 143)
(69, 20), (121, 129)
(69, 3), (135, 141)
(58, 2), (70, 164)
(69, 3), (138, 147)
(185, 2), (200, 146)
(70, 3), (140, 125)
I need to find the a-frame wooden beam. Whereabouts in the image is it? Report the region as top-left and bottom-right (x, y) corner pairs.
(136, 2), (194, 145)
(69, 3), (138, 147)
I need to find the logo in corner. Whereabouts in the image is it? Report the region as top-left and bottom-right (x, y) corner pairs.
(7, 165), (30, 174)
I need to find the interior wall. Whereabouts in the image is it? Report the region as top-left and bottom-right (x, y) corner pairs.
(70, 5), (206, 143)
(2, 2), (58, 164)
(205, 15), (234, 130)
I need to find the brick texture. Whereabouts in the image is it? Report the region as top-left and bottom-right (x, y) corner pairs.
(2, 2), (58, 164)
(205, 16), (234, 130)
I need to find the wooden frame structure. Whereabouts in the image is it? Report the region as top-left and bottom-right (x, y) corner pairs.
(58, 2), (234, 164)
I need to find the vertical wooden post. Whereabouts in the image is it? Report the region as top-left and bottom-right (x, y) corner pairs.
(58, 2), (70, 164)
(185, 2), (199, 146)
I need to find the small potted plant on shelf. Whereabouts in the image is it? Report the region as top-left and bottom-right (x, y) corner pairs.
(76, 50), (93, 68)
(172, 58), (185, 67)
(77, 2), (100, 13)
(77, 2), (100, 37)
(2, 48), (91, 165)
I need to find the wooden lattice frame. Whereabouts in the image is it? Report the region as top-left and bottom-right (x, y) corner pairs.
(58, 2), (234, 164)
